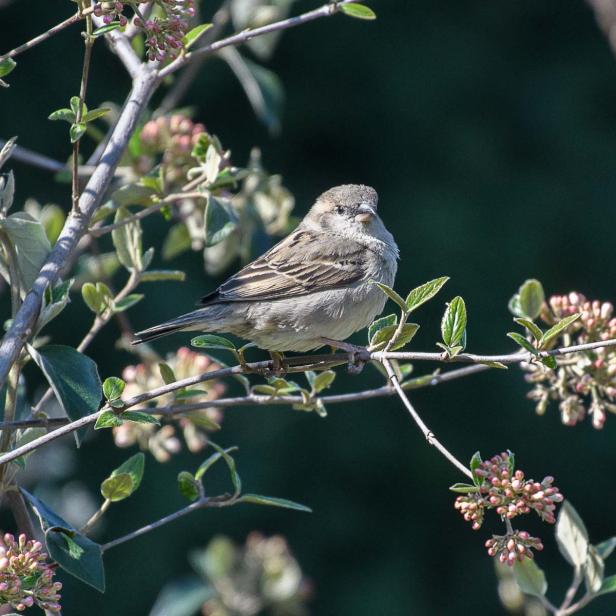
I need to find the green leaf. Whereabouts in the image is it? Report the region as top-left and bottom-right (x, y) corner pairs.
(36, 278), (73, 332)
(513, 317), (543, 341)
(191, 334), (236, 351)
(238, 494), (312, 512)
(122, 411), (160, 425)
(372, 281), (407, 311)
(83, 107), (110, 123)
(556, 501), (589, 568)
(28, 344), (102, 425)
(113, 293), (143, 312)
(540, 355), (558, 370)
(312, 370), (336, 393)
(101, 473), (134, 502)
(182, 23), (213, 48)
(405, 276), (449, 312)
(103, 376), (125, 401)
(94, 410), (124, 429)
(448, 483), (479, 494)
(208, 442), (241, 495)
(518, 279), (545, 320)
(46, 529), (105, 592)
(252, 384), (277, 396)
(340, 2), (377, 20)
(540, 314), (581, 347)
(70, 96), (82, 116)
(92, 22), (122, 36)
(112, 452), (145, 492)
(140, 269), (186, 282)
(370, 323), (420, 350)
(21, 490), (105, 592)
(596, 537), (616, 560)
(584, 545), (605, 593)
(81, 283), (102, 313)
(507, 332), (539, 356)
(204, 195), (237, 247)
(479, 361), (508, 369)
(599, 574), (616, 595)
(70, 122), (87, 143)
(0, 57), (17, 78)
(159, 362), (176, 385)
(441, 296), (467, 347)
(368, 314), (397, 344)
(178, 471), (201, 501)
(162, 223), (191, 260)
(48, 108), (75, 123)
(513, 558), (547, 598)
(0, 212), (51, 290)
(469, 451), (483, 487)
(111, 207), (142, 271)
(194, 446), (238, 480)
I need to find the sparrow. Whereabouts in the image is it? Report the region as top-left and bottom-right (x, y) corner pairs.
(133, 184), (399, 352)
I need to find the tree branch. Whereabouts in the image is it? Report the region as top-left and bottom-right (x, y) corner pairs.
(0, 68), (159, 392)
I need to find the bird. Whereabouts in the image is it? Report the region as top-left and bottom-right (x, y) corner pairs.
(133, 184), (399, 353)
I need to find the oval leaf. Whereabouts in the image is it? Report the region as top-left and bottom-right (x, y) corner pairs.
(405, 276), (449, 312)
(103, 376), (125, 401)
(101, 473), (134, 502)
(238, 494), (312, 512)
(441, 296), (467, 347)
(556, 501), (589, 568)
(513, 558), (547, 598)
(540, 314), (581, 348)
(191, 334), (236, 351)
(340, 2), (377, 19)
(518, 279), (545, 320)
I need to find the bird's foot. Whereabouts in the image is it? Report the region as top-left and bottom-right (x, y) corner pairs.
(318, 337), (366, 375)
(267, 351), (286, 376)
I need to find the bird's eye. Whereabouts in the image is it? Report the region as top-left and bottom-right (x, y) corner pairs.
(336, 205), (344, 215)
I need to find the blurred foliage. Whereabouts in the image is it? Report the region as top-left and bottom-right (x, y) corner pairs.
(2, 0), (616, 614)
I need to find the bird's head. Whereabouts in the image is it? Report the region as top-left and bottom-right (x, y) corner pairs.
(307, 184), (381, 235)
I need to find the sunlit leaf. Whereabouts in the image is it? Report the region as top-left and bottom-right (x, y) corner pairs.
(513, 558), (547, 598)
(238, 494), (312, 512)
(405, 276), (449, 312)
(556, 501), (589, 568)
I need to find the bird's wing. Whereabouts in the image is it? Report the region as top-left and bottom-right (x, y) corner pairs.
(199, 228), (368, 304)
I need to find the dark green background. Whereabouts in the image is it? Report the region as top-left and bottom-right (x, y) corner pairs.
(1, 0), (616, 613)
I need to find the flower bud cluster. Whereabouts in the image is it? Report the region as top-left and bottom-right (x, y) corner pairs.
(113, 347), (225, 461)
(0, 533), (62, 612)
(454, 453), (562, 564)
(134, 0), (196, 62)
(485, 530), (544, 566)
(139, 114), (206, 183)
(94, 1), (194, 61)
(523, 292), (616, 429)
(455, 452), (563, 528)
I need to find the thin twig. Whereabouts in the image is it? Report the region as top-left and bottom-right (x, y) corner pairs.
(71, 9), (95, 213)
(159, 0), (356, 78)
(89, 191), (204, 237)
(0, 10), (92, 61)
(559, 567), (583, 612)
(80, 498), (111, 534)
(2, 336), (615, 459)
(101, 493), (238, 552)
(381, 358), (473, 478)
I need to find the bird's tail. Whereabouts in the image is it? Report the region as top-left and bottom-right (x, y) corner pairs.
(132, 309), (211, 344)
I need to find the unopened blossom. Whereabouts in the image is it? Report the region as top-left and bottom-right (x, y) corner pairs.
(113, 347), (225, 462)
(139, 113), (207, 184)
(454, 452), (563, 530)
(522, 292), (616, 429)
(485, 530), (544, 566)
(0, 532), (62, 612)
(134, 0), (195, 62)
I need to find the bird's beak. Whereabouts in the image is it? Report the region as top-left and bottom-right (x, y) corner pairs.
(355, 203), (376, 223)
